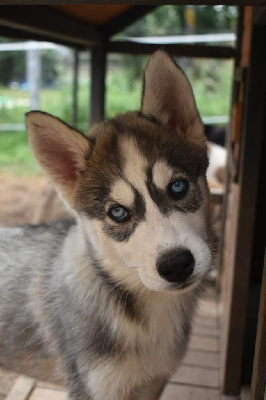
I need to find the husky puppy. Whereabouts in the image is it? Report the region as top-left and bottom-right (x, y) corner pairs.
(0, 51), (212, 400)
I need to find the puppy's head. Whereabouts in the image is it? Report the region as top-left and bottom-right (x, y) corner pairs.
(26, 51), (211, 293)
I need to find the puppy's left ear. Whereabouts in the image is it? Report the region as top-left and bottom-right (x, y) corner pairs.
(26, 111), (91, 207)
(141, 50), (205, 144)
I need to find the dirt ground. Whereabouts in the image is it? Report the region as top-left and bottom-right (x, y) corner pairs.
(0, 174), (69, 228)
(0, 173), (70, 399)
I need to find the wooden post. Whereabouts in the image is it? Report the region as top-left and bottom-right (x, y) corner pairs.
(90, 40), (107, 125)
(72, 49), (79, 128)
(251, 248), (266, 400)
(216, 7), (243, 294)
(221, 9), (266, 395)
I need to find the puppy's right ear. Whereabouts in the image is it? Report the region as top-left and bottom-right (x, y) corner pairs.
(25, 111), (90, 207)
(141, 50), (204, 144)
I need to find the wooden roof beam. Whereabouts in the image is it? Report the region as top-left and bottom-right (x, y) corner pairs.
(0, 6), (101, 47)
(0, 1), (265, 5)
(0, 25), (87, 49)
(108, 41), (236, 59)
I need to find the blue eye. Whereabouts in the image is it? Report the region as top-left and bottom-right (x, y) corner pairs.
(170, 179), (188, 197)
(109, 206), (129, 222)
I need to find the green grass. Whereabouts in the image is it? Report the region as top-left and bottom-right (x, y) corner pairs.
(0, 130), (41, 176)
(106, 71), (141, 117)
(0, 61), (233, 176)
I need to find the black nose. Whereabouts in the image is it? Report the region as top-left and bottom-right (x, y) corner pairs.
(157, 250), (195, 283)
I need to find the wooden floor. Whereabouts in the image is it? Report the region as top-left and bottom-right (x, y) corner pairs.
(2, 286), (221, 400)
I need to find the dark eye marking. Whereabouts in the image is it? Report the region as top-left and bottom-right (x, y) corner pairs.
(168, 179), (189, 199)
(146, 166), (202, 214)
(104, 188), (146, 243)
(108, 205), (130, 223)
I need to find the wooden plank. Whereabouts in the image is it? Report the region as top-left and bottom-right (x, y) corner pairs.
(192, 323), (219, 337)
(0, 6), (100, 47)
(36, 382), (65, 391)
(189, 335), (219, 352)
(170, 365), (220, 388)
(108, 41), (235, 59)
(194, 315), (218, 328)
(161, 383), (220, 400)
(198, 293), (217, 307)
(5, 376), (35, 400)
(183, 349), (219, 369)
(222, 21), (266, 396)
(242, 386), (251, 400)
(218, 7), (244, 291)
(0, 25), (85, 50)
(0, 1), (264, 5)
(29, 387), (67, 400)
(197, 299), (218, 319)
(251, 249), (266, 400)
(0, 368), (17, 400)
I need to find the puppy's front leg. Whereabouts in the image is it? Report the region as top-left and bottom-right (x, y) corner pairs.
(65, 365), (92, 400)
(130, 377), (167, 400)
(67, 374), (167, 400)
(68, 397), (91, 400)
(67, 390), (92, 400)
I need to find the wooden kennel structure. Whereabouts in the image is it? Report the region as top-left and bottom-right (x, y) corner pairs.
(0, 2), (265, 399)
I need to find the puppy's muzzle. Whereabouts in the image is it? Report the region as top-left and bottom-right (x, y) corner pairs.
(157, 249), (195, 283)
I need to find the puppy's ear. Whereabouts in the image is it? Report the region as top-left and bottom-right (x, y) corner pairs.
(141, 50), (204, 144)
(26, 111), (90, 207)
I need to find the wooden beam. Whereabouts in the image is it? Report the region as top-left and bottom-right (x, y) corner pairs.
(222, 23), (266, 396)
(108, 41), (235, 59)
(253, 6), (266, 25)
(0, 1), (265, 5)
(90, 41), (107, 125)
(102, 6), (158, 38)
(251, 249), (266, 400)
(218, 7), (243, 291)
(5, 376), (35, 400)
(0, 25), (86, 49)
(0, 6), (101, 47)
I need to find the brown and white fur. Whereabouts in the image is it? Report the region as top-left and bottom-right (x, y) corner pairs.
(0, 51), (212, 400)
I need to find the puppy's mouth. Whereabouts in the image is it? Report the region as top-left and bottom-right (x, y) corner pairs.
(167, 278), (198, 292)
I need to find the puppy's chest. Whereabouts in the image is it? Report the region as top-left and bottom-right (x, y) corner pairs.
(114, 299), (190, 371)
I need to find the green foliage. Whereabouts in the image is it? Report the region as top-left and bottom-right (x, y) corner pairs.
(106, 69), (141, 117)
(189, 60), (233, 116)
(196, 6), (237, 32)
(118, 5), (236, 38)
(0, 39), (25, 86)
(116, 55), (148, 89)
(119, 6), (184, 37)
(41, 49), (60, 87)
